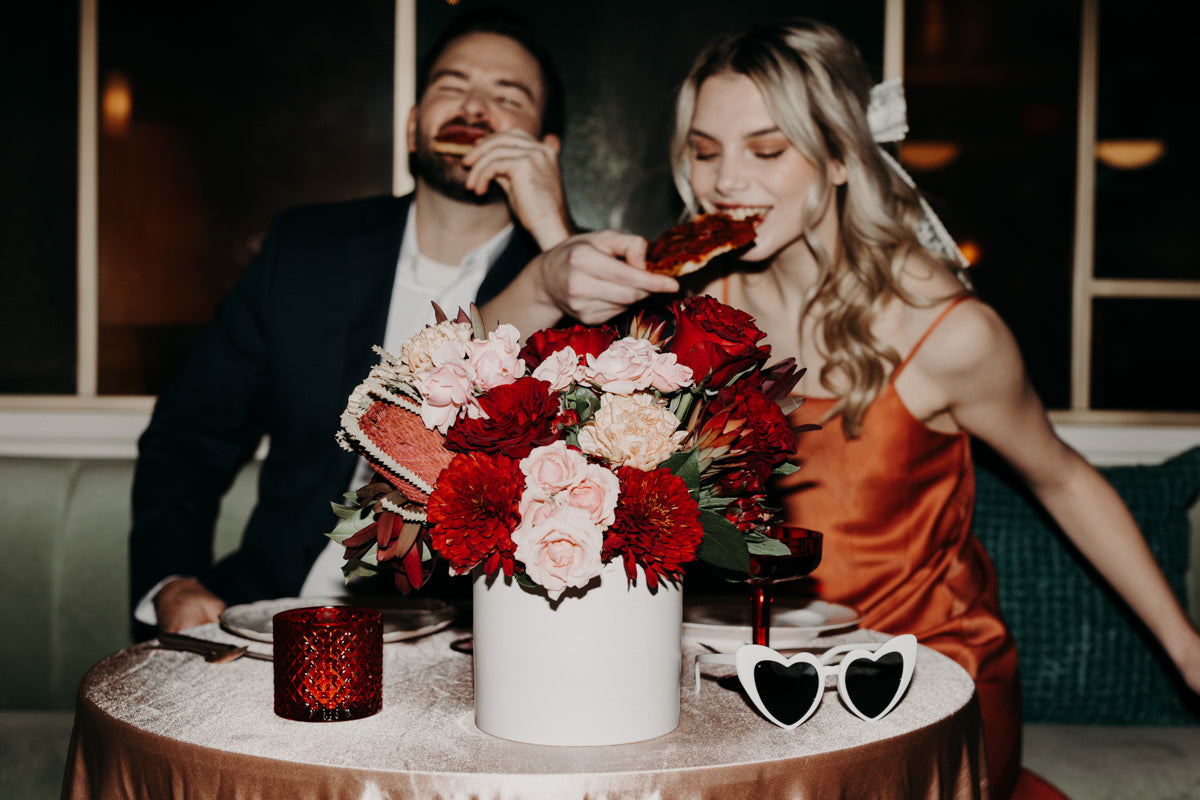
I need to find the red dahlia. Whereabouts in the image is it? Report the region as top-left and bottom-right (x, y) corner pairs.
(427, 451), (522, 576)
(603, 466), (704, 589)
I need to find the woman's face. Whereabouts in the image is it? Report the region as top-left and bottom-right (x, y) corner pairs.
(686, 72), (842, 263)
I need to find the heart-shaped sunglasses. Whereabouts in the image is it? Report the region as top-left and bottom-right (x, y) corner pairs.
(694, 634), (917, 729)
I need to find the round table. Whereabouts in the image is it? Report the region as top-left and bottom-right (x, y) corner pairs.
(63, 624), (987, 799)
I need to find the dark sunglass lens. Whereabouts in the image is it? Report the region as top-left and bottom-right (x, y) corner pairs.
(752, 661), (820, 725)
(843, 652), (904, 719)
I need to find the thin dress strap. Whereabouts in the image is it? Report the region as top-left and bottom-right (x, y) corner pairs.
(891, 295), (972, 381)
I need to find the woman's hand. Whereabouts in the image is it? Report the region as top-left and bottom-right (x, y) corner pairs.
(479, 230), (679, 337)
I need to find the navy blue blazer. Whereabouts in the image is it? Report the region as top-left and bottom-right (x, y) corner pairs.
(129, 193), (539, 616)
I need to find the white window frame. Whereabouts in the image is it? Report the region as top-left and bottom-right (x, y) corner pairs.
(2, 0), (1196, 463)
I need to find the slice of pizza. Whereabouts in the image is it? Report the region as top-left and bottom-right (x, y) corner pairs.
(645, 210), (763, 276)
(432, 128), (488, 156)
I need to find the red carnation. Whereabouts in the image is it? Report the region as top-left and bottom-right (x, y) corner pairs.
(444, 377), (558, 459)
(666, 295), (771, 387)
(427, 451), (523, 576)
(520, 324), (618, 370)
(714, 382), (796, 482)
(603, 466), (704, 589)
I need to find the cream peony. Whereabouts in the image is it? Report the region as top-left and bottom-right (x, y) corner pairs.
(401, 321), (473, 377)
(576, 393), (687, 471)
(511, 505), (605, 600)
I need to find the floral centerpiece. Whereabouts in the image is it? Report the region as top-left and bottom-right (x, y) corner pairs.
(328, 295), (815, 602)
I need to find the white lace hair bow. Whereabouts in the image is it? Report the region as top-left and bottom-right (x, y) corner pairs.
(868, 78), (969, 268)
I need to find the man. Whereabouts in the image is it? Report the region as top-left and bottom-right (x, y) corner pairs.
(130, 8), (676, 636)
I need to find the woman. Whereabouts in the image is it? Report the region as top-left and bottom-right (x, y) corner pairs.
(669, 19), (1200, 800)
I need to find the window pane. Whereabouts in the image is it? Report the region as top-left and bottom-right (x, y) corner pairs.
(417, 0), (884, 239)
(97, 0), (394, 395)
(1092, 298), (1200, 412)
(904, 0), (1080, 409)
(0, 2), (79, 393)
(1094, 1), (1194, 282)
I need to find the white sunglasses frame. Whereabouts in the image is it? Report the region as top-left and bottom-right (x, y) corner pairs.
(694, 634), (918, 730)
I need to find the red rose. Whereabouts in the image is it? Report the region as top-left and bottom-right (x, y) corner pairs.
(444, 377), (558, 459)
(520, 324), (618, 370)
(428, 451), (523, 576)
(667, 295), (770, 386)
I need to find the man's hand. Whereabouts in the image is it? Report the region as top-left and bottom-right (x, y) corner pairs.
(153, 577), (226, 633)
(462, 129), (573, 249)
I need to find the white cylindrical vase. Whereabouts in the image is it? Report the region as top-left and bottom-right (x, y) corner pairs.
(472, 561), (682, 746)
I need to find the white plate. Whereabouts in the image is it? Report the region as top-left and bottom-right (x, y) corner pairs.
(682, 595), (860, 648)
(220, 596), (455, 644)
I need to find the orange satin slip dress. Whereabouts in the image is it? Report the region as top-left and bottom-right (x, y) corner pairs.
(772, 295), (1063, 800)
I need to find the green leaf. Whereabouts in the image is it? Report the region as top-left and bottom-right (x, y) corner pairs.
(746, 535), (793, 557)
(696, 510), (750, 573)
(660, 449), (701, 489)
(773, 462), (800, 477)
(329, 492), (362, 521)
(325, 509), (375, 545)
(341, 555), (384, 581)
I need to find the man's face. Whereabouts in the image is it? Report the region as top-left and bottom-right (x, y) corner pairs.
(408, 31), (547, 204)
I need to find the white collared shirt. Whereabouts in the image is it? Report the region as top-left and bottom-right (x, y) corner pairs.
(300, 204), (514, 598)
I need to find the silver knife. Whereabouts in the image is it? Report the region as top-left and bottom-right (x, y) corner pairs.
(156, 632), (273, 663)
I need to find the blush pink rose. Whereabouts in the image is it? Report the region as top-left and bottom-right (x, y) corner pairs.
(586, 337), (694, 395)
(416, 360), (473, 433)
(518, 493), (557, 526)
(467, 324), (525, 392)
(646, 352), (693, 392)
(531, 346), (584, 391)
(565, 463), (620, 528)
(511, 505), (604, 600)
(584, 338), (661, 394)
(520, 441), (589, 499)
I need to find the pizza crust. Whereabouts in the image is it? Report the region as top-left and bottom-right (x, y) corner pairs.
(432, 140), (477, 156)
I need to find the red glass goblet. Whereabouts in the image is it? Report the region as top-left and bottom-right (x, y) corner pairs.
(273, 605), (383, 721)
(745, 527), (823, 647)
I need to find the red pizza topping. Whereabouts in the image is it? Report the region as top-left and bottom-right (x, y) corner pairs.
(433, 128), (488, 155)
(645, 212), (762, 276)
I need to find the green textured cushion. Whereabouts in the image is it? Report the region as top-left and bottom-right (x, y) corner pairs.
(973, 444), (1200, 725)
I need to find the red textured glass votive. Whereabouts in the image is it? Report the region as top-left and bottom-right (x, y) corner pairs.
(273, 606), (383, 722)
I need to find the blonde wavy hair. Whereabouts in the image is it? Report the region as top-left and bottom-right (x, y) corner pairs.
(670, 19), (970, 437)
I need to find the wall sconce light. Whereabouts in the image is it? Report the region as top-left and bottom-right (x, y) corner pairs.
(102, 71), (132, 139)
(898, 141), (961, 172)
(1095, 139), (1166, 170)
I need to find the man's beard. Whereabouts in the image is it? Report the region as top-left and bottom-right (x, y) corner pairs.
(412, 129), (506, 206)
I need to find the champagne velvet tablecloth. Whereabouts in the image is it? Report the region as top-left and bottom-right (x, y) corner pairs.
(62, 624), (987, 800)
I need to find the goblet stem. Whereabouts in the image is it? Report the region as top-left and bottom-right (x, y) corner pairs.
(750, 582), (773, 647)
